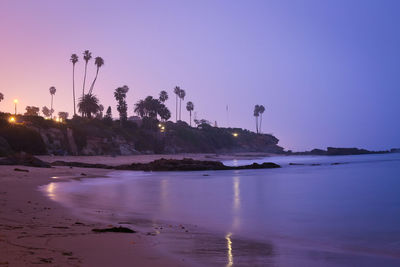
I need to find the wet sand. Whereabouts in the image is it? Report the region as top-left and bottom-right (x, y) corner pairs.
(0, 165), (187, 266)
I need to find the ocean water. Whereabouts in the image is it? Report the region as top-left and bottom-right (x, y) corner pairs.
(42, 153), (400, 266)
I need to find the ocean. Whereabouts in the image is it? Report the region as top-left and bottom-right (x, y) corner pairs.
(42, 153), (400, 266)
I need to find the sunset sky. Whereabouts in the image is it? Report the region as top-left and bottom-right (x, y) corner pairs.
(0, 0), (399, 151)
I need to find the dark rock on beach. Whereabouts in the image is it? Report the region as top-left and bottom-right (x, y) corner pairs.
(92, 226), (136, 233)
(0, 152), (51, 168)
(52, 158), (281, 171)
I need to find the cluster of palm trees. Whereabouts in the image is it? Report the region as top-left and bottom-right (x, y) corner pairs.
(253, 104), (265, 134)
(173, 86), (195, 125)
(134, 94), (171, 121)
(70, 50), (104, 117)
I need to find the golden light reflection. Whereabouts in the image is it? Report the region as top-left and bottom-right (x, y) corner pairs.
(225, 232), (233, 267)
(46, 183), (58, 200)
(233, 177), (240, 210)
(232, 176), (241, 229)
(232, 132), (238, 137)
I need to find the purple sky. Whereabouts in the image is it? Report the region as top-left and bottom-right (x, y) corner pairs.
(0, 0), (399, 151)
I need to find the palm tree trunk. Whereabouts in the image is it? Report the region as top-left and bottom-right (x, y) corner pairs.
(88, 67), (99, 95)
(189, 111), (192, 126)
(179, 99), (182, 121)
(83, 62), (88, 97)
(82, 62), (88, 117)
(259, 114), (262, 134)
(255, 117), (258, 134)
(51, 95), (53, 119)
(72, 64), (76, 116)
(175, 95), (178, 122)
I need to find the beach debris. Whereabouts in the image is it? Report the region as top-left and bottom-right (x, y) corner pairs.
(92, 226), (136, 233)
(14, 168), (29, 172)
(146, 232), (157, 236)
(52, 226), (69, 229)
(62, 252), (73, 256)
(38, 258), (53, 263)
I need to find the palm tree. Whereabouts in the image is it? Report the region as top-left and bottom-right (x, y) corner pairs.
(173, 86), (181, 122)
(178, 89), (186, 121)
(88, 56), (104, 95)
(78, 94), (100, 118)
(258, 105), (265, 133)
(49, 86), (56, 119)
(114, 85), (129, 123)
(186, 101), (194, 126)
(159, 90), (168, 103)
(253, 105), (260, 134)
(0, 93), (4, 107)
(82, 50), (92, 98)
(70, 54), (78, 116)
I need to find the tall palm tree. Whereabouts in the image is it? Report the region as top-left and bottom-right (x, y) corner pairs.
(0, 92), (4, 106)
(82, 50), (92, 98)
(186, 101), (194, 126)
(159, 90), (168, 103)
(178, 89), (186, 121)
(78, 94), (100, 118)
(70, 54), (78, 116)
(253, 105), (260, 134)
(173, 86), (181, 122)
(49, 86), (56, 119)
(258, 105), (265, 133)
(88, 56), (104, 95)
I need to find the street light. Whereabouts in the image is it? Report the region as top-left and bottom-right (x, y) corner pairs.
(13, 99), (18, 115)
(8, 116), (16, 123)
(232, 133), (239, 137)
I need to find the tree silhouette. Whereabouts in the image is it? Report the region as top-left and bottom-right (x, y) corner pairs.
(159, 90), (168, 103)
(173, 86), (181, 122)
(105, 106), (112, 119)
(0, 93), (4, 109)
(253, 105), (260, 134)
(134, 96), (171, 121)
(186, 101), (194, 126)
(258, 105), (265, 133)
(42, 106), (52, 118)
(178, 89), (186, 121)
(78, 94), (100, 118)
(58, 112), (69, 120)
(25, 106), (40, 116)
(96, 104), (104, 119)
(49, 86), (56, 119)
(82, 50), (92, 99)
(114, 85), (129, 123)
(70, 54), (78, 116)
(88, 56), (104, 95)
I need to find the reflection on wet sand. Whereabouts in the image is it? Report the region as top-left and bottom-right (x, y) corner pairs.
(226, 232), (233, 266)
(45, 182), (58, 201)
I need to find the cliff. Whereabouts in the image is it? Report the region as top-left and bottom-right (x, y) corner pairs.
(0, 114), (283, 156)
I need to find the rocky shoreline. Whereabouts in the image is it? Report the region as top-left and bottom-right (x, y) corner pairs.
(0, 153), (280, 171)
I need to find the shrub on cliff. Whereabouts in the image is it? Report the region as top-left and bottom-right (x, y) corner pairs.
(0, 122), (47, 154)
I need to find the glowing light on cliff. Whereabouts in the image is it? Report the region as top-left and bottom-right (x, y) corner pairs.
(8, 116), (15, 123)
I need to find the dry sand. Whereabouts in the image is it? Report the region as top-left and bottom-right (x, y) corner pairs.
(0, 164), (188, 267)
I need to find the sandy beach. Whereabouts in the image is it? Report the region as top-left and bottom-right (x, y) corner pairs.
(0, 162), (192, 266)
(0, 153), (272, 266)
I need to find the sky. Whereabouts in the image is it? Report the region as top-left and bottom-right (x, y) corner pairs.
(0, 0), (399, 151)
